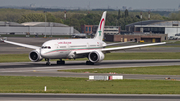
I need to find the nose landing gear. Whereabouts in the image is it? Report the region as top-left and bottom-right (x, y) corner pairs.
(45, 59), (51, 66)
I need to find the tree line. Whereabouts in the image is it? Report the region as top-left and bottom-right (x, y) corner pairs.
(0, 8), (180, 32)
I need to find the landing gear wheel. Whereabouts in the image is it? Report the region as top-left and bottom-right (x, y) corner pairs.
(46, 61), (51, 66)
(45, 59), (51, 66)
(86, 61), (94, 65)
(57, 60), (65, 65)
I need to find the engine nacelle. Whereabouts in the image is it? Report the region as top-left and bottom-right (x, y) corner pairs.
(29, 50), (43, 62)
(88, 51), (105, 63)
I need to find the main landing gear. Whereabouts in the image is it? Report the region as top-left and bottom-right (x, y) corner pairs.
(86, 61), (94, 65)
(57, 59), (65, 65)
(45, 59), (65, 65)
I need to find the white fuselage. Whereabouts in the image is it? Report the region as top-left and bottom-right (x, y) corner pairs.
(40, 39), (106, 59)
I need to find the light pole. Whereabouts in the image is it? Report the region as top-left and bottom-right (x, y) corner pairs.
(44, 11), (47, 38)
(50, 22), (53, 37)
(140, 12), (142, 33)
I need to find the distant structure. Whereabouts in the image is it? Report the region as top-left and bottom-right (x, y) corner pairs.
(128, 7), (133, 10)
(148, 11), (151, 20)
(81, 25), (121, 35)
(125, 20), (180, 37)
(122, 6), (127, 10)
(0, 21), (80, 35)
(30, 4), (35, 8)
(64, 11), (67, 20)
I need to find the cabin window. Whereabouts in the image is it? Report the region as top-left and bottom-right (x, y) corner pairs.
(70, 45), (86, 48)
(60, 46), (66, 48)
(90, 45), (96, 47)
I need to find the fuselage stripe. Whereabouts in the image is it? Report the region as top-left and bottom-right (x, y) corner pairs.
(44, 47), (103, 54)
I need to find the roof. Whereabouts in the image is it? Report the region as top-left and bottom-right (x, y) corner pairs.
(21, 22), (68, 27)
(0, 21), (24, 27)
(126, 20), (180, 27)
(0, 21), (80, 33)
(126, 20), (164, 26)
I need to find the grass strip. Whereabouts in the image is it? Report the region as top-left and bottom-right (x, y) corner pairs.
(0, 54), (30, 62)
(105, 52), (180, 60)
(58, 65), (180, 75)
(0, 76), (180, 94)
(1, 52), (180, 63)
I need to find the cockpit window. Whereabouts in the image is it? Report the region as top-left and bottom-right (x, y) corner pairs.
(42, 46), (51, 49)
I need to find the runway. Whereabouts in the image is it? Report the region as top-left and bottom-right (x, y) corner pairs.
(0, 59), (180, 80)
(0, 93), (180, 101)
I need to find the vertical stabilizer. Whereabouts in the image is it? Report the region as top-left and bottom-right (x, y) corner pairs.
(94, 11), (107, 41)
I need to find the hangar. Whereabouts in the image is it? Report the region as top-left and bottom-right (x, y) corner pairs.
(0, 21), (79, 35)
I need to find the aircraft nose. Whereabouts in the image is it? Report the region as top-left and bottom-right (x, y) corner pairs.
(40, 50), (47, 58)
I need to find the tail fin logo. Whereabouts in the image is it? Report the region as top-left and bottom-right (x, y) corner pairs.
(98, 18), (105, 36)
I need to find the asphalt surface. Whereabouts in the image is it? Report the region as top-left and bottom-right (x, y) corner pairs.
(0, 93), (180, 101)
(0, 60), (180, 80)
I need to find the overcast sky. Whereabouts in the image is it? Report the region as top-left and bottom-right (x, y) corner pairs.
(1, 0), (180, 9)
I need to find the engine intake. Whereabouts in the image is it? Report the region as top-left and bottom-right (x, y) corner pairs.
(88, 51), (105, 63)
(29, 50), (43, 62)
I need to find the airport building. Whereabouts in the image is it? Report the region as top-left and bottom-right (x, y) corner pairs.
(0, 21), (79, 35)
(125, 20), (180, 37)
(105, 34), (168, 42)
(81, 25), (121, 35)
(104, 20), (180, 42)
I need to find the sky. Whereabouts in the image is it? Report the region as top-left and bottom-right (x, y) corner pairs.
(1, 0), (180, 10)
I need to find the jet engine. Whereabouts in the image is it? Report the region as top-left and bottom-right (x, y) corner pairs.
(29, 50), (43, 62)
(88, 51), (105, 63)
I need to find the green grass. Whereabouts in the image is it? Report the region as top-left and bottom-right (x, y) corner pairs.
(0, 54), (30, 62)
(1, 52), (180, 63)
(0, 54), (88, 63)
(0, 76), (180, 94)
(58, 65), (180, 75)
(104, 52), (180, 60)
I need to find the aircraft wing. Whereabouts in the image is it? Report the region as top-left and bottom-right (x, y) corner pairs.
(106, 41), (134, 46)
(1, 39), (40, 49)
(101, 42), (166, 52)
(76, 42), (166, 54)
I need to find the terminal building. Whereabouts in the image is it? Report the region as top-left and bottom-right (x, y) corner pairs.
(0, 21), (79, 35)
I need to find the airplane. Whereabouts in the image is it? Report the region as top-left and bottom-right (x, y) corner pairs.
(0, 11), (166, 65)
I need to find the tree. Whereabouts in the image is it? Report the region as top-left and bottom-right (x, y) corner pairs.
(117, 9), (121, 19)
(125, 9), (129, 17)
(136, 15), (141, 19)
(17, 13), (60, 23)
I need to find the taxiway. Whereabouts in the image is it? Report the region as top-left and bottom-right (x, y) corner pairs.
(0, 93), (180, 101)
(0, 59), (180, 80)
